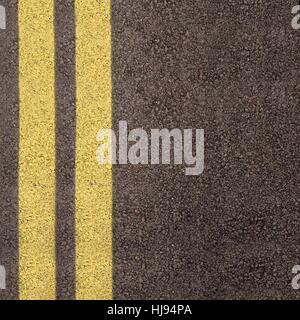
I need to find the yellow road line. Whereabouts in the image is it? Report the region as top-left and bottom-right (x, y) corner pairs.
(19, 0), (56, 300)
(75, 0), (112, 300)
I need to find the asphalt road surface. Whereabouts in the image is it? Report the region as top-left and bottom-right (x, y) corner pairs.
(0, 0), (299, 300)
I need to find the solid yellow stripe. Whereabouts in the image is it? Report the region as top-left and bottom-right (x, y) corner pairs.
(19, 0), (56, 300)
(75, 0), (112, 299)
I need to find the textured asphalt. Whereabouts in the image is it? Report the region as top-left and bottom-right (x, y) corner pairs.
(55, 0), (76, 300)
(0, 0), (299, 300)
(0, 0), (18, 300)
(112, 0), (300, 299)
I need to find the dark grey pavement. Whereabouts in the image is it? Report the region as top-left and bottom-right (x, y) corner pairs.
(0, 0), (299, 300)
(0, 0), (19, 300)
(112, 0), (300, 299)
(55, 0), (76, 300)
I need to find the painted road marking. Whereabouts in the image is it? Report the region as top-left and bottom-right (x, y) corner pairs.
(19, 0), (56, 300)
(75, 0), (112, 300)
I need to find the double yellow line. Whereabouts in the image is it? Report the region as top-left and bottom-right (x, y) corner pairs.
(19, 0), (112, 300)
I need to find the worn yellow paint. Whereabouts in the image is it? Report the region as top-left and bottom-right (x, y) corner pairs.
(19, 0), (56, 300)
(75, 0), (112, 300)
